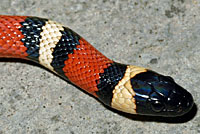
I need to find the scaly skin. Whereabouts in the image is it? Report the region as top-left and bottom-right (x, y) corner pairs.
(0, 15), (194, 117)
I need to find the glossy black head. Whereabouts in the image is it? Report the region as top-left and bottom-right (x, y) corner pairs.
(131, 71), (194, 117)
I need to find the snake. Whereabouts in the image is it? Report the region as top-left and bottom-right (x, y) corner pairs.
(0, 15), (194, 117)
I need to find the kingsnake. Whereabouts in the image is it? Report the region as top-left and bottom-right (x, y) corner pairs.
(0, 15), (194, 117)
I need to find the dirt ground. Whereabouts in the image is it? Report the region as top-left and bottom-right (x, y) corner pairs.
(0, 0), (199, 133)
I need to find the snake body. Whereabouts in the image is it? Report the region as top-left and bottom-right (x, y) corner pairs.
(0, 15), (194, 117)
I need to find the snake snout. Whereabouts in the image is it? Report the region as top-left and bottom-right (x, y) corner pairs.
(167, 84), (194, 116)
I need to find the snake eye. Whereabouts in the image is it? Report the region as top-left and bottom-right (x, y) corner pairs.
(151, 100), (165, 112)
(149, 92), (165, 112)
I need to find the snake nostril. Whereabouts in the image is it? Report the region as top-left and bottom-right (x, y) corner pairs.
(177, 106), (183, 113)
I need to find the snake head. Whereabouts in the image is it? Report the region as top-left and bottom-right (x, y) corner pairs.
(131, 71), (194, 117)
(96, 64), (193, 117)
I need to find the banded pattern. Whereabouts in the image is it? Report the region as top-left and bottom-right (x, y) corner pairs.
(111, 65), (147, 114)
(50, 27), (82, 78)
(62, 38), (113, 95)
(96, 63), (127, 105)
(0, 15), (115, 96)
(20, 17), (47, 61)
(38, 20), (64, 72)
(0, 15), (194, 117)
